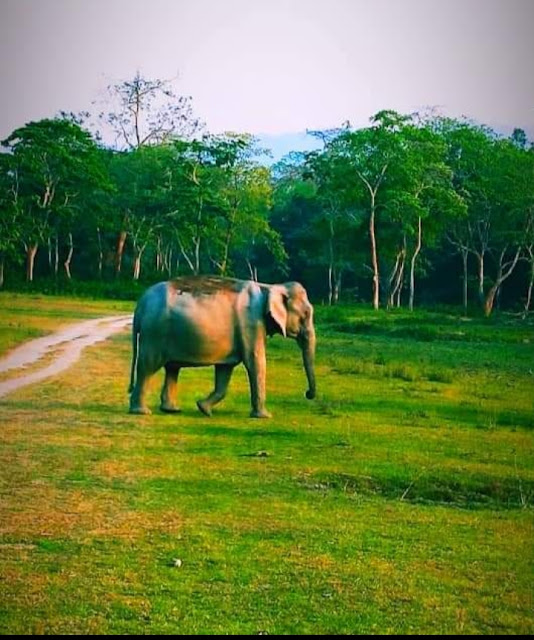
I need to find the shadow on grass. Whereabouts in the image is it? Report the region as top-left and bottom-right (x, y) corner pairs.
(5, 394), (532, 433)
(180, 423), (304, 441)
(299, 470), (534, 511)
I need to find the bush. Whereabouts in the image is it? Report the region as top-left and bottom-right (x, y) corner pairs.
(2, 277), (150, 301)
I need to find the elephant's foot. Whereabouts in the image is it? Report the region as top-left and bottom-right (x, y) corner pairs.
(129, 405), (152, 415)
(197, 400), (213, 417)
(250, 409), (272, 419)
(160, 404), (182, 414)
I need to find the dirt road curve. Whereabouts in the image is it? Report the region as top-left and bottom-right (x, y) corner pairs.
(0, 315), (132, 399)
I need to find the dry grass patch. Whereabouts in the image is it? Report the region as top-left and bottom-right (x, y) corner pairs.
(1, 485), (183, 540)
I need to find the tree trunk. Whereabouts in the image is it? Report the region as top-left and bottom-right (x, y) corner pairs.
(357, 168), (386, 311)
(133, 254), (141, 281)
(167, 248), (173, 278)
(328, 265), (333, 306)
(132, 243), (147, 281)
(461, 249), (469, 313)
(64, 233), (74, 279)
(194, 194), (203, 275)
(194, 238), (201, 275)
(219, 218), (235, 277)
(484, 285), (499, 317)
(246, 259), (258, 282)
(333, 270), (342, 304)
(328, 228), (334, 306)
(115, 230), (127, 277)
(97, 227), (104, 279)
(163, 246), (173, 277)
(396, 250), (406, 308)
(369, 197), (380, 310)
(409, 217), (423, 312)
(387, 241), (406, 309)
(525, 249), (533, 314)
(387, 249), (403, 309)
(477, 252), (485, 306)
(26, 244), (38, 282)
(48, 236), (53, 273)
(156, 236), (162, 272)
(483, 247), (522, 317)
(388, 254), (404, 309)
(54, 234), (59, 277)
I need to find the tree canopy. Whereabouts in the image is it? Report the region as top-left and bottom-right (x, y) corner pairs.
(1, 75), (533, 317)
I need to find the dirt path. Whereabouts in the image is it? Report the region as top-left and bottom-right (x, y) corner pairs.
(0, 315), (132, 399)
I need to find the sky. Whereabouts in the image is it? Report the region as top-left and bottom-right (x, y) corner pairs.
(1, 0), (533, 153)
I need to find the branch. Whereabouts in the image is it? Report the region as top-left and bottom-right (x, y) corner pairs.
(176, 236), (196, 273)
(356, 162), (388, 199)
(446, 232), (469, 253)
(498, 245), (523, 284)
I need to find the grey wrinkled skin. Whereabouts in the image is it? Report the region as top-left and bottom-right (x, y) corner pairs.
(129, 276), (316, 419)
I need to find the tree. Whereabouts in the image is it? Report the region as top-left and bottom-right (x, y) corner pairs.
(93, 72), (203, 276)
(96, 71), (203, 150)
(525, 213), (534, 314)
(206, 134), (282, 279)
(109, 146), (170, 281)
(0, 153), (20, 287)
(390, 122), (465, 310)
(480, 138), (533, 316)
(440, 122), (499, 308)
(327, 111), (412, 309)
(301, 149), (361, 304)
(1, 118), (103, 282)
(271, 155), (323, 289)
(162, 137), (224, 276)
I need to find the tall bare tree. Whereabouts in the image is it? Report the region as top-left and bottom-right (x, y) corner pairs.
(94, 72), (203, 276)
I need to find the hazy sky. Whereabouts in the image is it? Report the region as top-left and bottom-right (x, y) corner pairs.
(1, 0), (533, 141)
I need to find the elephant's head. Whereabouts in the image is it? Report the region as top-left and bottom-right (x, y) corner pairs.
(266, 282), (316, 400)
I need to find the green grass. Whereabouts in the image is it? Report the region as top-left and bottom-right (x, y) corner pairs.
(0, 297), (533, 634)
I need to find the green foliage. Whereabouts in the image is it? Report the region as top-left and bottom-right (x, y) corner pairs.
(1, 92), (533, 312)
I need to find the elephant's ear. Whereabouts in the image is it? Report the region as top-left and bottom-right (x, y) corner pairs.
(267, 286), (288, 337)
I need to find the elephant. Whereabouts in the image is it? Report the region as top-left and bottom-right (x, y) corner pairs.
(128, 276), (316, 418)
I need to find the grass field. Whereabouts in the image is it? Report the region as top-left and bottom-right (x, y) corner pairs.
(0, 293), (533, 634)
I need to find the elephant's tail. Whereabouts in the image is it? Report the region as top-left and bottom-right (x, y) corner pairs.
(128, 314), (140, 394)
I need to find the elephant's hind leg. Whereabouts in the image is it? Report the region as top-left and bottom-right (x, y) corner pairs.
(197, 364), (234, 417)
(129, 378), (153, 415)
(129, 348), (160, 415)
(160, 364), (182, 414)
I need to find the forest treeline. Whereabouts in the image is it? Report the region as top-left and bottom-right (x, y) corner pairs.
(1, 74), (533, 316)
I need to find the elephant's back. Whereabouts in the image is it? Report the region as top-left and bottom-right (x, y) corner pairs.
(168, 276), (245, 298)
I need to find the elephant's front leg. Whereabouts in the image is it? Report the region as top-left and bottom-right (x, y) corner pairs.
(160, 364), (182, 414)
(197, 364), (235, 417)
(244, 342), (272, 419)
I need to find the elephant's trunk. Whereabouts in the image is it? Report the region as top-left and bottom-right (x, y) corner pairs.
(299, 328), (316, 400)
